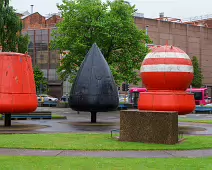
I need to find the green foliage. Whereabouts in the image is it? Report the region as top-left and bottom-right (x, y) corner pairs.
(33, 66), (48, 93)
(0, 1), (29, 53)
(0, 0), (9, 8)
(191, 56), (203, 88)
(17, 34), (30, 53)
(51, 0), (151, 85)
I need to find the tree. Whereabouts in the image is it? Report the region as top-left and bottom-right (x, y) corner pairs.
(0, 0), (29, 52)
(51, 0), (151, 85)
(33, 66), (48, 94)
(17, 34), (30, 53)
(191, 56), (203, 88)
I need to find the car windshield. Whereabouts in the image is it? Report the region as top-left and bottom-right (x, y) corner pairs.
(38, 94), (49, 97)
(193, 92), (202, 100)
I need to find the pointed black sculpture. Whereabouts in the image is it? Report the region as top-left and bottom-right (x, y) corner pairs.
(69, 43), (119, 123)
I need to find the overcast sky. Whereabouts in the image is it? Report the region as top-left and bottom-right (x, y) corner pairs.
(11, 0), (212, 20)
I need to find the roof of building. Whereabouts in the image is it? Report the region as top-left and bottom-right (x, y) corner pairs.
(45, 12), (62, 20)
(21, 12), (44, 20)
(16, 10), (30, 17)
(19, 11), (62, 21)
(182, 14), (212, 23)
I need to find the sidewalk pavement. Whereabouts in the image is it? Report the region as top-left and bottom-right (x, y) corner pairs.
(0, 148), (211, 158)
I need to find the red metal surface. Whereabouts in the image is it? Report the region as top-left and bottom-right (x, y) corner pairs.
(138, 92), (195, 115)
(0, 52), (38, 113)
(152, 46), (185, 53)
(143, 58), (192, 65)
(138, 45), (195, 115)
(142, 72), (193, 91)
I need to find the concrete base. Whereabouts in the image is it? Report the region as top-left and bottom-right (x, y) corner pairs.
(119, 110), (178, 145)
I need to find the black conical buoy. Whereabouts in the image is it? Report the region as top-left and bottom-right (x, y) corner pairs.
(69, 43), (119, 122)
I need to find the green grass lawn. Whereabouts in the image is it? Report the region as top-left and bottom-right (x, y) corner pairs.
(0, 156), (211, 170)
(179, 118), (212, 124)
(51, 114), (67, 119)
(0, 134), (211, 151)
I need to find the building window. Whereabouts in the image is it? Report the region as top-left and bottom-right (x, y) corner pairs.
(40, 54), (44, 60)
(52, 53), (56, 59)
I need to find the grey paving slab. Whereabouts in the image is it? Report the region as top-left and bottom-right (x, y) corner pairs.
(166, 149), (212, 158)
(57, 150), (173, 158)
(0, 149), (211, 158)
(0, 149), (62, 156)
(18, 150), (63, 156)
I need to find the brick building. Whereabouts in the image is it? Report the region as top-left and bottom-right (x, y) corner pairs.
(46, 14), (63, 27)
(18, 11), (65, 98)
(135, 16), (212, 86)
(17, 10), (63, 29)
(22, 12), (46, 29)
(17, 11), (212, 97)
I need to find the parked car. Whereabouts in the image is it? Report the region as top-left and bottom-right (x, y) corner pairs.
(60, 95), (69, 102)
(37, 94), (58, 102)
(119, 95), (128, 103)
(206, 97), (211, 104)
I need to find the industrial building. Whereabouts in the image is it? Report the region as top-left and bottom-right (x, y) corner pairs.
(16, 9), (212, 98)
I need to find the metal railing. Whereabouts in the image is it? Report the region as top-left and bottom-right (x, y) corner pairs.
(183, 14), (212, 22)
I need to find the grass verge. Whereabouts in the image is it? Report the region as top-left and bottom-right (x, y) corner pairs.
(0, 156), (212, 170)
(0, 134), (211, 151)
(51, 114), (67, 119)
(179, 118), (212, 124)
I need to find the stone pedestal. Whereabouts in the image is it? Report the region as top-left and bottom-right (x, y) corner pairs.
(119, 110), (178, 145)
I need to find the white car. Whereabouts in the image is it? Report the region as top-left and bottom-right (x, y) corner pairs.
(37, 94), (58, 102)
(119, 95), (128, 103)
(206, 97), (211, 104)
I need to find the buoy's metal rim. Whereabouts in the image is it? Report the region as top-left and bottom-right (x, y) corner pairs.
(0, 52), (31, 57)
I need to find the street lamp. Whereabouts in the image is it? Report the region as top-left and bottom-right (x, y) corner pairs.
(61, 70), (69, 102)
(145, 25), (149, 36)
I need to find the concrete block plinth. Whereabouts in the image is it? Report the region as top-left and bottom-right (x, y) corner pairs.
(119, 110), (178, 145)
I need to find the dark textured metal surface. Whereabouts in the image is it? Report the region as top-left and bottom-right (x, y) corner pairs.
(69, 43), (119, 112)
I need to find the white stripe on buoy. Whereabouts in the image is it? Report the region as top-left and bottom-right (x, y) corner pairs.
(140, 64), (193, 73)
(144, 52), (190, 60)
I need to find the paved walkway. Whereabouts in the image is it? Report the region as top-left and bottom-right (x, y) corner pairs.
(0, 107), (210, 135)
(0, 148), (212, 158)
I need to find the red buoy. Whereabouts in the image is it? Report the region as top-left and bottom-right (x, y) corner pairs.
(0, 52), (38, 113)
(138, 45), (195, 115)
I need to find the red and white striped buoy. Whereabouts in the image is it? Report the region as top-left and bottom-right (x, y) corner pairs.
(141, 45), (193, 90)
(138, 45), (195, 115)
